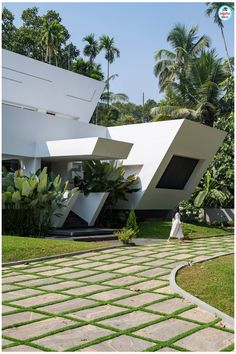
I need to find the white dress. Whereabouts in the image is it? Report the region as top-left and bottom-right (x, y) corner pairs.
(169, 212), (184, 239)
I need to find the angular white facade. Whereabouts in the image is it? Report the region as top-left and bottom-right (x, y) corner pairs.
(2, 50), (226, 225)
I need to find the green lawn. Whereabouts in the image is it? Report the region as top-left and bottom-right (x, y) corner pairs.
(2, 236), (110, 263)
(176, 255), (234, 317)
(138, 220), (231, 239)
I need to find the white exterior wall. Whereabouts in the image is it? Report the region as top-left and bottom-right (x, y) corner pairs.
(3, 49), (104, 122)
(2, 104), (107, 159)
(108, 120), (226, 210)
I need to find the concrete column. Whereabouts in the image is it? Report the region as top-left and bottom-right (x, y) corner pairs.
(21, 158), (41, 176)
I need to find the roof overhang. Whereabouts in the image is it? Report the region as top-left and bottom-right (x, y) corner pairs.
(35, 137), (133, 160)
(2, 49), (104, 123)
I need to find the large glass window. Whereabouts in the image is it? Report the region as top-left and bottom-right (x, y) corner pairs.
(156, 155), (199, 190)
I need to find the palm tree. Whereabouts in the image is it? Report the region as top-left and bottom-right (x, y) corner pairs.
(41, 20), (64, 64)
(206, 2), (234, 74)
(83, 33), (100, 64)
(151, 49), (226, 126)
(99, 35), (120, 106)
(154, 24), (210, 91)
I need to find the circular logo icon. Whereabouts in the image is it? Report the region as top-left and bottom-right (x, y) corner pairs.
(218, 5), (232, 21)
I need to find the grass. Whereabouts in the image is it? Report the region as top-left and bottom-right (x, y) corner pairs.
(176, 255), (234, 317)
(138, 220), (231, 239)
(2, 236), (110, 263)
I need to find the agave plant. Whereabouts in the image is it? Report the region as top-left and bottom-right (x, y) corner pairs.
(2, 167), (77, 236)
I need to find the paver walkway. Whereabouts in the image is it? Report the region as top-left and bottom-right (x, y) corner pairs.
(2, 235), (234, 352)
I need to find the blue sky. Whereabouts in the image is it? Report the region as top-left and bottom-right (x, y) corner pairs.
(3, 2), (234, 104)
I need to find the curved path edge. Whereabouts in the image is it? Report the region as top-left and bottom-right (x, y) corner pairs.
(170, 252), (234, 328)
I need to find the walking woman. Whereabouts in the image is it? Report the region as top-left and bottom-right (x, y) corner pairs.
(167, 206), (184, 242)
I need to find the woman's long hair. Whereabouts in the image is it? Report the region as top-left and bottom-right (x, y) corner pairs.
(172, 206), (179, 218)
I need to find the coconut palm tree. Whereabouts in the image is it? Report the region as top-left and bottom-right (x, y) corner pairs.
(152, 49), (227, 126)
(206, 2), (234, 74)
(41, 19), (64, 64)
(99, 35), (120, 106)
(83, 33), (100, 64)
(154, 24), (211, 91)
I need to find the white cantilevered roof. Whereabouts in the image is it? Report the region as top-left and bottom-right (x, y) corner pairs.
(36, 137), (133, 160)
(2, 49), (104, 122)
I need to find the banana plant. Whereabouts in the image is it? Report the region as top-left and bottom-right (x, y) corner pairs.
(194, 170), (226, 208)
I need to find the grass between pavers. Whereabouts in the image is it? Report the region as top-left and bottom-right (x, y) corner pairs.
(2, 236), (110, 262)
(138, 220), (231, 239)
(176, 254), (234, 317)
(2, 237), (234, 352)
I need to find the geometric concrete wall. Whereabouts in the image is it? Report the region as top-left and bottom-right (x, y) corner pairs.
(108, 120), (226, 210)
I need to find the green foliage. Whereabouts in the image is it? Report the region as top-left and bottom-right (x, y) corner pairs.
(179, 200), (204, 223)
(126, 210), (139, 233)
(74, 160), (139, 227)
(72, 58), (104, 81)
(154, 24), (210, 92)
(2, 168), (76, 237)
(114, 228), (136, 244)
(193, 170), (228, 208)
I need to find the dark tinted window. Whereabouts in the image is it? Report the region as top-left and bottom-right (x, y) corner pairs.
(156, 155), (199, 190)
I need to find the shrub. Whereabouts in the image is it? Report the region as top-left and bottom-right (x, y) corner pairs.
(2, 168), (77, 237)
(114, 228), (136, 244)
(126, 209), (139, 233)
(179, 200), (203, 223)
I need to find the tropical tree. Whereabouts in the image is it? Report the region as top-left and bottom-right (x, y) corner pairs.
(154, 24), (210, 91)
(99, 35), (120, 106)
(152, 49), (227, 126)
(41, 19), (65, 64)
(2, 7), (17, 51)
(83, 33), (100, 64)
(72, 58), (104, 81)
(206, 2), (234, 73)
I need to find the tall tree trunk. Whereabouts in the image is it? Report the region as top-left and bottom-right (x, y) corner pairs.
(45, 47), (49, 63)
(107, 51), (110, 107)
(220, 26), (233, 74)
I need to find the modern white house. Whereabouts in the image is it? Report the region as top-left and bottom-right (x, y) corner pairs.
(2, 49), (227, 227)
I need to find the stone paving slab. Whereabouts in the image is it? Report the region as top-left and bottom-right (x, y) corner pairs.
(175, 327), (234, 351)
(39, 280), (85, 291)
(37, 297), (97, 314)
(69, 304), (126, 321)
(78, 334), (154, 351)
(179, 307), (218, 323)
(10, 293), (69, 308)
(33, 324), (114, 351)
(3, 311), (46, 328)
(145, 297), (192, 314)
(2, 235), (234, 352)
(3, 317), (75, 340)
(134, 318), (197, 341)
(114, 292), (166, 308)
(99, 310), (161, 330)
(3, 345), (43, 351)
